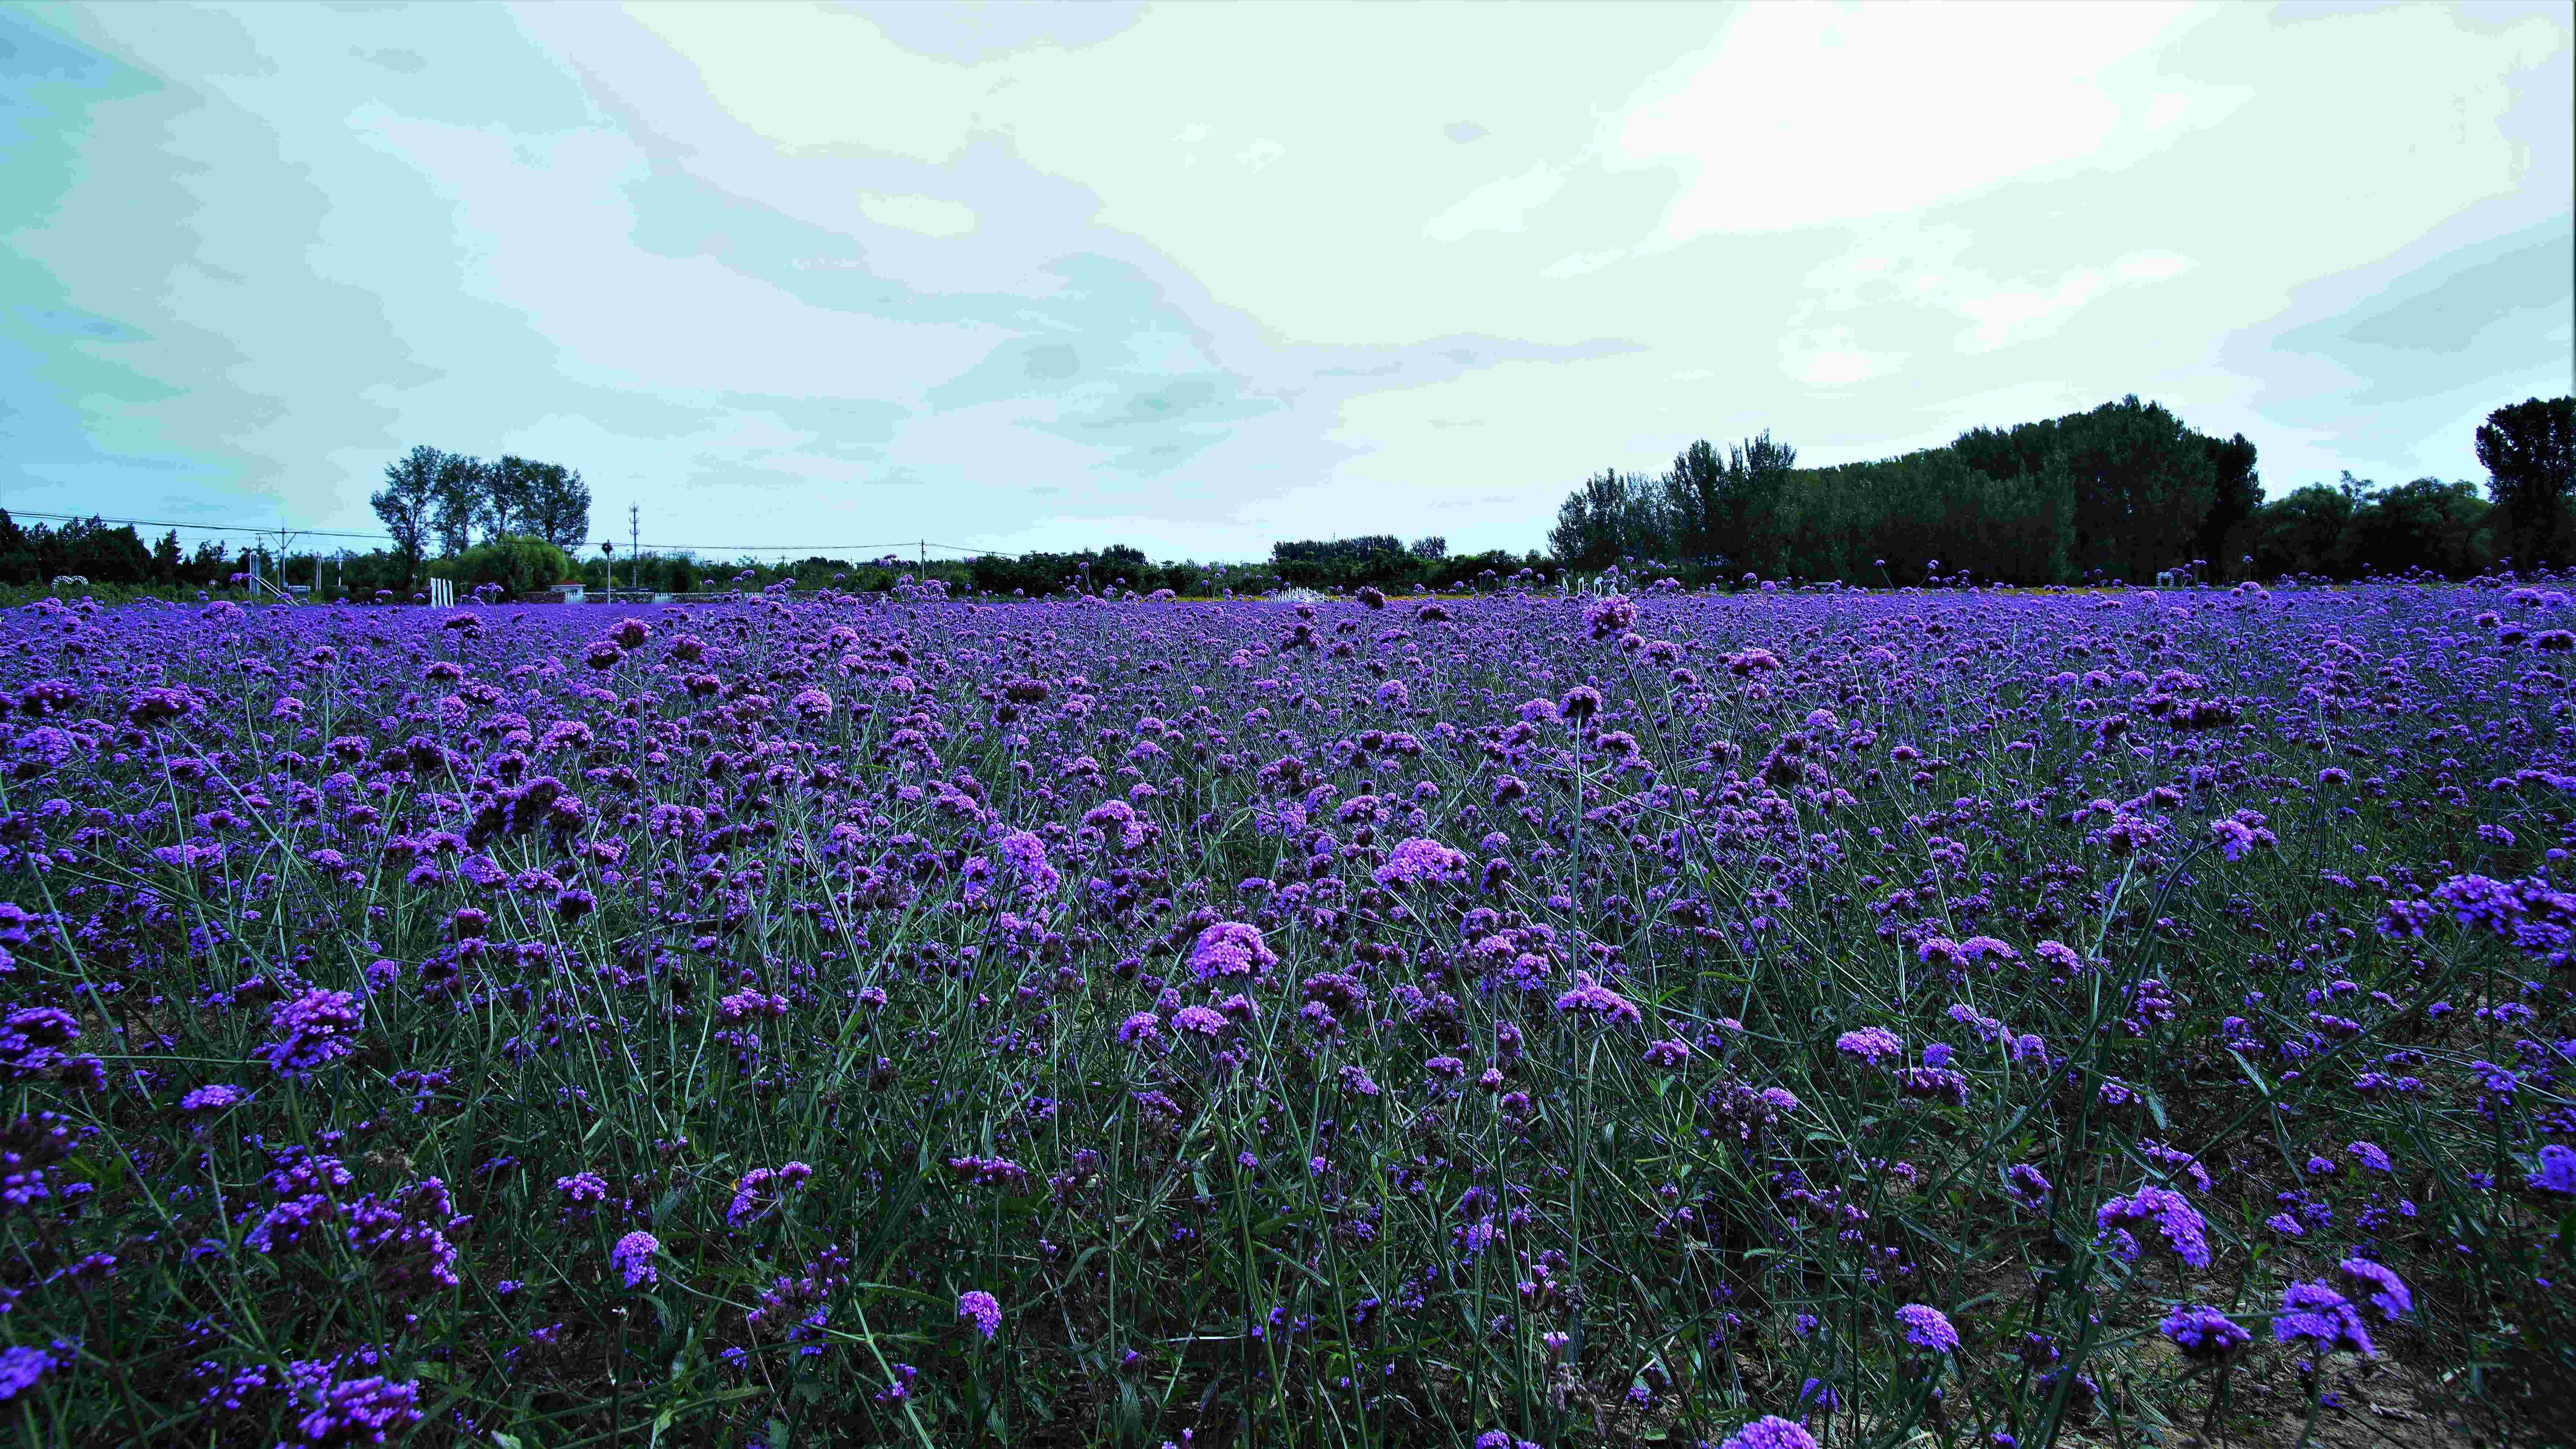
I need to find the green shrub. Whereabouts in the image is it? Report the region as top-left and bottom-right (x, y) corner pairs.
(428, 536), (576, 600)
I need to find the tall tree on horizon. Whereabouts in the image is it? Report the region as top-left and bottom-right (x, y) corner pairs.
(370, 444), (443, 587)
(2475, 395), (2576, 571)
(431, 453), (486, 556)
(2195, 431), (2261, 579)
(523, 461), (593, 550)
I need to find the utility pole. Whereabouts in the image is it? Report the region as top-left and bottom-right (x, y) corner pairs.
(628, 504), (640, 598)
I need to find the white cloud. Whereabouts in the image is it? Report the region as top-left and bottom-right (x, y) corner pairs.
(1424, 163), (1566, 242)
(11, 0), (2567, 555)
(1781, 325), (1909, 388)
(1604, 1), (2240, 247)
(1538, 249), (1626, 281)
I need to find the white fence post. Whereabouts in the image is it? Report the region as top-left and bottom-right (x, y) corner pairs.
(429, 577), (454, 609)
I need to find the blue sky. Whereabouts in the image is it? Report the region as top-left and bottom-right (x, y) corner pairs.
(3, 0), (2569, 563)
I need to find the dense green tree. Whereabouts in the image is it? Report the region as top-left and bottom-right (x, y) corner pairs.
(2340, 477), (2491, 579)
(431, 535), (577, 599)
(431, 453), (486, 556)
(0, 511), (32, 585)
(523, 461), (592, 550)
(2050, 395), (2218, 582)
(371, 444), (444, 588)
(2195, 432), (2261, 579)
(2476, 395), (2576, 571)
(1548, 467), (1657, 571)
(2246, 483), (2357, 579)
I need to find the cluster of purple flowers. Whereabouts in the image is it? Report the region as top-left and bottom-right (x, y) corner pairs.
(2, 570), (2569, 1440)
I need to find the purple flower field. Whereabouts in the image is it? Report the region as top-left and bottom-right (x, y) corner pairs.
(3, 577), (2573, 1446)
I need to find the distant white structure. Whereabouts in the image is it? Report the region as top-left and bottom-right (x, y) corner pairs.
(50, 575), (87, 587)
(428, 577), (455, 609)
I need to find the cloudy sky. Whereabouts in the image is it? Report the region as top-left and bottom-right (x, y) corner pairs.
(4, 0), (2569, 563)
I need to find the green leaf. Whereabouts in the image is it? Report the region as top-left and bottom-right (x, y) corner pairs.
(2226, 1049), (2272, 1097)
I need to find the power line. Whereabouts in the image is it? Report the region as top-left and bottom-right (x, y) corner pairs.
(0, 510), (1029, 559)
(3, 509), (396, 543)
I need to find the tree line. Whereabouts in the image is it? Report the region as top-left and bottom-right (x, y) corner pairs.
(1548, 394), (2572, 585)
(369, 445), (592, 585)
(9, 398), (2567, 599)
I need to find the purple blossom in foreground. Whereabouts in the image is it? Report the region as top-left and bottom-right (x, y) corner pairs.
(1552, 972), (1641, 1027)
(1372, 836), (1470, 888)
(2274, 1281), (2375, 1357)
(0, 1345), (52, 1401)
(612, 1231), (659, 1288)
(285, 1373), (424, 1446)
(1186, 921), (1278, 982)
(2530, 1143), (2576, 1194)
(179, 1083), (247, 1113)
(958, 1289), (1002, 1340)
(2336, 1258), (2412, 1320)
(2094, 1185), (2213, 1269)
(2160, 1306), (2249, 1361)
(1718, 1416), (1819, 1449)
(1835, 1027), (1904, 1065)
(253, 989), (364, 1079)
(726, 1161), (814, 1226)
(1896, 1303), (1958, 1353)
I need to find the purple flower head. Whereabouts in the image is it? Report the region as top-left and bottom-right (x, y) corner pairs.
(1117, 1011), (1165, 1050)
(1373, 837), (1470, 888)
(1551, 971), (1642, 1027)
(2160, 1306), (2249, 1361)
(2004, 1163), (2051, 1212)
(2335, 1258), (2411, 1320)
(286, 1373), (425, 1446)
(1170, 1004), (1228, 1038)
(556, 1171), (609, 1205)
(253, 989), (365, 1079)
(180, 1083), (248, 1113)
(726, 1162), (813, 1225)
(958, 1289), (1002, 1340)
(2093, 1185), (2212, 1268)
(1583, 594), (1636, 640)
(612, 1230), (660, 1288)
(2274, 1280), (2374, 1357)
(1896, 1303), (1959, 1353)
(1719, 1416), (1820, 1449)
(2530, 1143), (2576, 1194)
(1835, 1027), (1904, 1065)
(0, 1345), (52, 1402)
(1082, 799), (1149, 849)
(1642, 1038), (1690, 1068)
(1557, 685), (1604, 721)
(1187, 921), (1279, 983)
(994, 829), (1062, 896)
